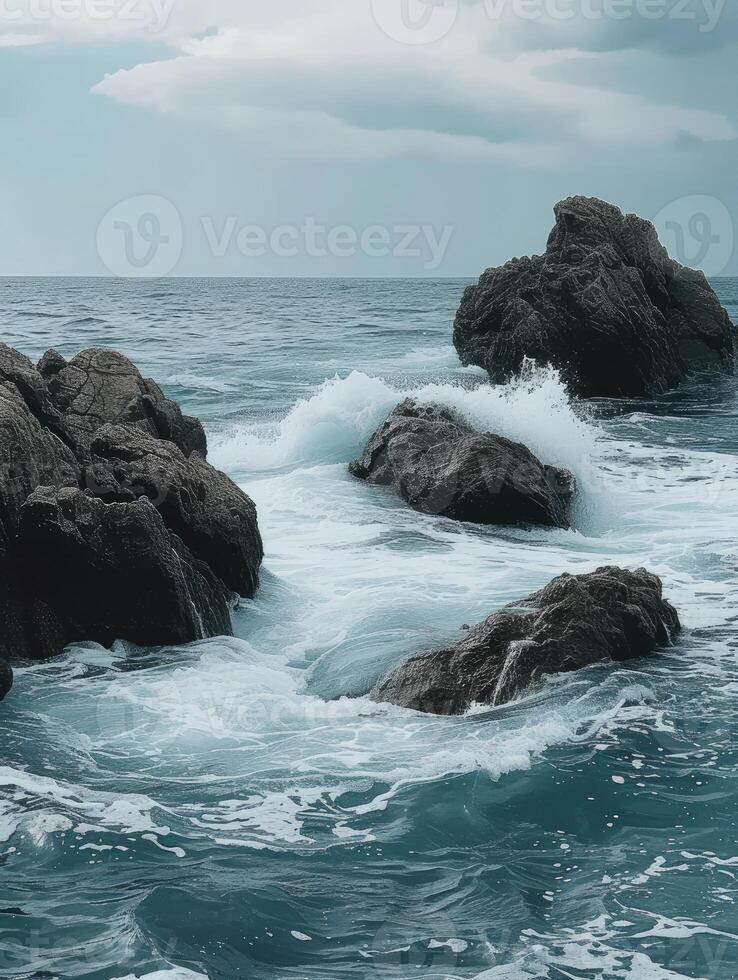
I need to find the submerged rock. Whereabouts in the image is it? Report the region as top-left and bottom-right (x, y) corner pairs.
(372, 567), (680, 715)
(349, 399), (574, 528)
(0, 344), (263, 666)
(454, 196), (735, 398)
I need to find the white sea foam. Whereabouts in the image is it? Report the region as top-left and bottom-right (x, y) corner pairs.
(0, 639), (663, 852)
(112, 971), (208, 980)
(209, 364), (600, 483)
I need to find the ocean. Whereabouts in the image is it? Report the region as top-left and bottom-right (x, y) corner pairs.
(2, 276), (738, 979)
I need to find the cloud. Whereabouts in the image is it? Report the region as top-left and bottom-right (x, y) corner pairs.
(4, 0), (737, 162)
(489, 0), (735, 55)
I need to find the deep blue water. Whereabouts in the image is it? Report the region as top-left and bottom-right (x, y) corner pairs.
(2, 278), (738, 980)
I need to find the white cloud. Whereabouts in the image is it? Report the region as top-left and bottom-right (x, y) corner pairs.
(5, 0), (737, 161)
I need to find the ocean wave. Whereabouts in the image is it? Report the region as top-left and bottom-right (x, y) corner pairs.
(1, 638), (663, 854)
(209, 363), (600, 484)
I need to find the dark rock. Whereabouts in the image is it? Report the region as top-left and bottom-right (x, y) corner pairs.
(18, 487), (234, 649)
(349, 399), (574, 528)
(372, 567), (680, 715)
(0, 343), (263, 667)
(0, 380), (80, 541)
(0, 657), (11, 701)
(37, 349), (67, 380)
(0, 344), (70, 441)
(0, 549), (69, 663)
(45, 347), (207, 458)
(454, 196), (736, 398)
(0, 383), (74, 665)
(86, 424), (263, 596)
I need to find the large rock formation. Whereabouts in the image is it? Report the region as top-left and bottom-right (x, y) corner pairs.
(0, 344), (263, 690)
(454, 196), (735, 398)
(349, 399), (574, 528)
(372, 567), (680, 715)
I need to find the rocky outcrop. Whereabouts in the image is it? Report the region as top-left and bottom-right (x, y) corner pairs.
(0, 344), (263, 678)
(454, 196), (735, 398)
(349, 399), (574, 528)
(372, 567), (680, 715)
(42, 347), (207, 458)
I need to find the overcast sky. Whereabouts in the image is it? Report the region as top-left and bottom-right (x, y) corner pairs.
(1, 0), (737, 277)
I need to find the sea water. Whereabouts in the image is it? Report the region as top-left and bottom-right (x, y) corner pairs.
(1, 277), (738, 979)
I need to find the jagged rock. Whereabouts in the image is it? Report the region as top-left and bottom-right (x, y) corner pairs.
(85, 424), (263, 596)
(45, 347), (207, 458)
(349, 399), (574, 528)
(372, 567), (680, 715)
(18, 487), (234, 649)
(0, 379), (81, 665)
(0, 344), (70, 442)
(0, 343), (264, 667)
(454, 196), (735, 398)
(37, 348), (68, 380)
(0, 380), (80, 541)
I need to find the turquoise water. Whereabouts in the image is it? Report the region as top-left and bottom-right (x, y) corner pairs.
(2, 277), (738, 980)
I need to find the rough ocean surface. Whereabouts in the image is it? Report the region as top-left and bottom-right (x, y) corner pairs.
(350, 398), (575, 528)
(2, 277), (738, 980)
(372, 567), (681, 714)
(454, 196), (736, 397)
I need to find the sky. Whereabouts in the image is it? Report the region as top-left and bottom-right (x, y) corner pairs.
(1, 0), (737, 277)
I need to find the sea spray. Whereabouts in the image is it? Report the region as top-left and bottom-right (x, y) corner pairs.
(209, 362), (601, 482)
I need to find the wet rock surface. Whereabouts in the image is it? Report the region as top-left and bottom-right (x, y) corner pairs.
(372, 567), (680, 715)
(454, 196), (735, 397)
(350, 399), (575, 528)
